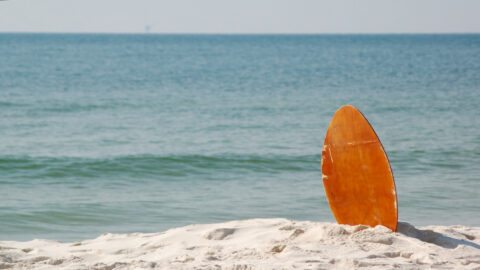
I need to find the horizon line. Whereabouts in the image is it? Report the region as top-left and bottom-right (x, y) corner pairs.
(1, 31), (479, 35)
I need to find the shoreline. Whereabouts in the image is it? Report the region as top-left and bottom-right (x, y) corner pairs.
(1, 218), (479, 269)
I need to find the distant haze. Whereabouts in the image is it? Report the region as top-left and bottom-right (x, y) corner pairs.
(0, 0), (479, 33)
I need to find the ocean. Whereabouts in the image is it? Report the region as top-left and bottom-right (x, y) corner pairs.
(0, 34), (479, 241)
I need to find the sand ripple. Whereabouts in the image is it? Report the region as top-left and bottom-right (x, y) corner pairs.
(1, 219), (480, 269)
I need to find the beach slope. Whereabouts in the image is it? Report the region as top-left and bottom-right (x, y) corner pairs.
(1, 218), (479, 269)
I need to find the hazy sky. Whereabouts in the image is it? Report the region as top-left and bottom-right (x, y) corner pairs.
(1, 0), (479, 33)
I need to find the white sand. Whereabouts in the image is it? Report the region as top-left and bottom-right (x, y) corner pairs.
(1, 219), (480, 269)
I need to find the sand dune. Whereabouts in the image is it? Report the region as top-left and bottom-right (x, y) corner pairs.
(1, 218), (479, 269)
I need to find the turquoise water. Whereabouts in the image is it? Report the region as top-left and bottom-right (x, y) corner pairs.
(0, 34), (479, 241)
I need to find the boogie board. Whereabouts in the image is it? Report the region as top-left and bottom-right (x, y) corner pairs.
(322, 105), (398, 231)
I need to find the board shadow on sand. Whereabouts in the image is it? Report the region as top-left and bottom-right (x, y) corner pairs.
(397, 222), (480, 250)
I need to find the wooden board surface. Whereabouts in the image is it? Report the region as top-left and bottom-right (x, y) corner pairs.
(322, 105), (398, 231)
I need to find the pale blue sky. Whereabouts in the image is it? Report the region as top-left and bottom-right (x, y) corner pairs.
(0, 0), (479, 33)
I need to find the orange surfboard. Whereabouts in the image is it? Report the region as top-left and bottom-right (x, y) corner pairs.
(322, 105), (398, 231)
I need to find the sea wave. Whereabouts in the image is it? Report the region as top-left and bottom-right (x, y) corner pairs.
(0, 154), (320, 181)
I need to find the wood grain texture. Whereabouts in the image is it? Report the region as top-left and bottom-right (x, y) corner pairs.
(322, 105), (398, 231)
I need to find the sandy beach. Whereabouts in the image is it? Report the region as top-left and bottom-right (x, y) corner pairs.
(1, 218), (479, 269)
